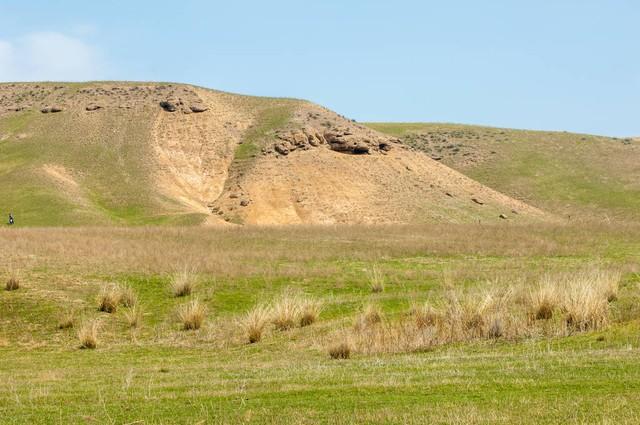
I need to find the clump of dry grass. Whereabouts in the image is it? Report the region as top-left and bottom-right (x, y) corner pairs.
(119, 286), (138, 308)
(271, 294), (301, 331)
(328, 340), (352, 359)
(5, 273), (20, 291)
(78, 320), (99, 349)
(413, 303), (440, 329)
(529, 277), (558, 320)
(269, 291), (323, 331)
(242, 305), (270, 343)
(97, 286), (121, 313)
(362, 304), (383, 325)
(367, 266), (385, 293)
(124, 305), (143, 328)
(57, 311), (76, 330)
(170, 267), (198, 297)
(177, 300), (206, 330)
(348, 269), (622, 355)
(529, 270), (620, 332)
(564, 276), (611, 331)
(299, 299), (322, 327)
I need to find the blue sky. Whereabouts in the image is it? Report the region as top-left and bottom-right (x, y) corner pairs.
(0, 1), (638, 136)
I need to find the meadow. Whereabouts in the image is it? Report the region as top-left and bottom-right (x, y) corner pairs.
(1, 223), (640, 424)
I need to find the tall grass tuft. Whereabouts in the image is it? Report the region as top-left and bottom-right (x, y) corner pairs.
(354, 304), (383, 332)
(271, 294), (301, 331)
(78, 320), (99, 349)
(97, 286), (121, 313)
(57, 311), (76, 330)
(119, 286), (138, 308)
(5, 273), (20, 291)
(529, 277), (558, 320)
(124, 305), (143, 328)
(328, 340), (352, 359)
(242, 305), (270, 343)
(177, 300), (206, 330)
(170, 267), (198, 297)
(414, 303), (440, 329)
(367, 265), (385, 293)
(299, 299), (322, 327)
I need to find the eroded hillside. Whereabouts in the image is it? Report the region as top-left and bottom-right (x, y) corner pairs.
(0, 82), (549, 225)
(368, 123), (640, 221)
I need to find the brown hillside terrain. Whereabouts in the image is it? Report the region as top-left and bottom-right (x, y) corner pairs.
(0, 82), (549, 225)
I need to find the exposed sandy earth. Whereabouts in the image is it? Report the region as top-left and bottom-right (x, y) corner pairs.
(0, 82), (552, 225)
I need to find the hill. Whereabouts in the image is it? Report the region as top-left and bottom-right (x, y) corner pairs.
(0, 83), (548, 226)
(368, 123), (640, 221)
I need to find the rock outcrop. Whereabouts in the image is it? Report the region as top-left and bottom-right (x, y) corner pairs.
(268, 126), (400, 156)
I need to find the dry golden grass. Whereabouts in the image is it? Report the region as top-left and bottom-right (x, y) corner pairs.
(413, 303), (441, 329)
(124, 305), (143, 328)
(563, 273), (613, 332)
(529, 278), (557, 320)
(170, 267), (198, 297)
(354, 304), (383, 332)
(328, 340), (352, 359)
(97, 286), (121, 313)
(242, 305), (270, 343)
(2, 224), (638, 280)
(177, 300), (206, 330)
(5, 276), (20, 291)
(271, 294), (300, 331)
(367, 265), (385, 293)
(78, 320), (99, 349)
(119, 286), (138, 308)
(348, 269), (621, 354)
(299, 299), (322, 327)
(269, 292), (323, 331)
(56, 311), (76, 330)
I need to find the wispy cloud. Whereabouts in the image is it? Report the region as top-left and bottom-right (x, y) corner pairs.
(0, 31), (107, 82)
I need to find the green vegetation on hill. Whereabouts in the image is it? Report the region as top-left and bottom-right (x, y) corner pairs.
(0, 83), (300, 226)
(367, 123), (640, 221)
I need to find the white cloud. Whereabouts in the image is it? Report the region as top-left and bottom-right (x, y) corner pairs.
(0, 31), (106, 82)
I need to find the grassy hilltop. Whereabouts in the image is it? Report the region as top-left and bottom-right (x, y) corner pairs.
(368, 123), (640, 221)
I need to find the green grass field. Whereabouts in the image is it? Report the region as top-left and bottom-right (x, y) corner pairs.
(2, 224), (639, 424)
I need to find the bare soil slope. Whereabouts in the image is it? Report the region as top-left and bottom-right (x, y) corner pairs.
(368, 123), (640, 221)
(0, 82), (549, 225)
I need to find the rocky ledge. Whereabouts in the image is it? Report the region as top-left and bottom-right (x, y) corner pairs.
(266, 127), (400, 156)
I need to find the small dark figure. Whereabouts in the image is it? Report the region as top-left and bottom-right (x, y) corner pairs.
(8, 213), (14, 225)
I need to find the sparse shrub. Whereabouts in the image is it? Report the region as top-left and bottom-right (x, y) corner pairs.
(299, 299), (322, 327)
(78, 321), (99, 349)
(119, 286), (138, 308)
(328, 341), (351, 359)
(98, 286), (121, 313)
(367, 266), (385, 293)
(5, 276), (20, 291)
(57, 311), (75, 329)
(243, 306), (270, 343)
(170, 267), (197, 297)
(177, 300), (206, 330)
(124, 306), (142, 328)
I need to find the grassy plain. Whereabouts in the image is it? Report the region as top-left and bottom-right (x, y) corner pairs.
(1, 223), (640, 424)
